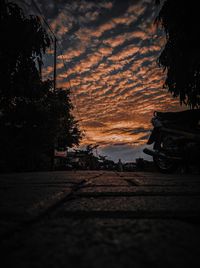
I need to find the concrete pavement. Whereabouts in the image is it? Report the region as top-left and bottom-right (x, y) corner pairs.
(0, 171), (200, 267)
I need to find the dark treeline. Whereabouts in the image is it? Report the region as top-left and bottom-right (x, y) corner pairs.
(156, 0), (200, 108)
(0, 0), (81, 172)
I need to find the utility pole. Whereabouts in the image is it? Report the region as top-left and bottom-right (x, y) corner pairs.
(53, 37), (57, 91)
(51, 37), (57, 171)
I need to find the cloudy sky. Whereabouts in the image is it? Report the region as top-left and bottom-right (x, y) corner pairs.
(18, 0), (184, 162)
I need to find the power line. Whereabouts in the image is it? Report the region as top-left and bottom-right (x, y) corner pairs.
(31, 2), (95, 137)
(57, 43), (84, 122)
(28, 0), (87, 136)
(31, 0), (56, 40)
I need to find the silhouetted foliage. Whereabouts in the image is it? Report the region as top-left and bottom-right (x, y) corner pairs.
(0, 0), (81, 171)
(155, 0), (200, 108)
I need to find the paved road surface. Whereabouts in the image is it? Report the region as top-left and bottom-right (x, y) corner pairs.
(0, 171), (200, 267)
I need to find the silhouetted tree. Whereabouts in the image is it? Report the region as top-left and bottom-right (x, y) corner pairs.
(0, 0), (81, 171)
(155, 0), (200, 108)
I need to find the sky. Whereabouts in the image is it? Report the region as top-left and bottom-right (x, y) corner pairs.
(17, 0), (184, 162)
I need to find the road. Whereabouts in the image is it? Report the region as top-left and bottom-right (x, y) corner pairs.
(0, 171), (200, 267)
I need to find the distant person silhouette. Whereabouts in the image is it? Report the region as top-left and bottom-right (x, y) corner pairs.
(117, 158), (123, 172)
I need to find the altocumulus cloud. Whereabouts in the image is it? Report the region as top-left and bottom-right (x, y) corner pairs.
(17, 0), (183, 161)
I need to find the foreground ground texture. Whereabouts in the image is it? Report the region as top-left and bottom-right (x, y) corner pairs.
(0, 171), (200, 268)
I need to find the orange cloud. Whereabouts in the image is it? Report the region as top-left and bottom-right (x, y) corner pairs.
(42, 0), (183, 159)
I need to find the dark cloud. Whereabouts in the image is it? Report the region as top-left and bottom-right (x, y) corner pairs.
(103, 127), (150, 135)
(82, 121), (106, 128)
(99, 143), (152, 162)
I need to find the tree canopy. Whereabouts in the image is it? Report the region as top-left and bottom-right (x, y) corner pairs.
(0, 0), (81, 171)
(156, 0), (200, 108)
